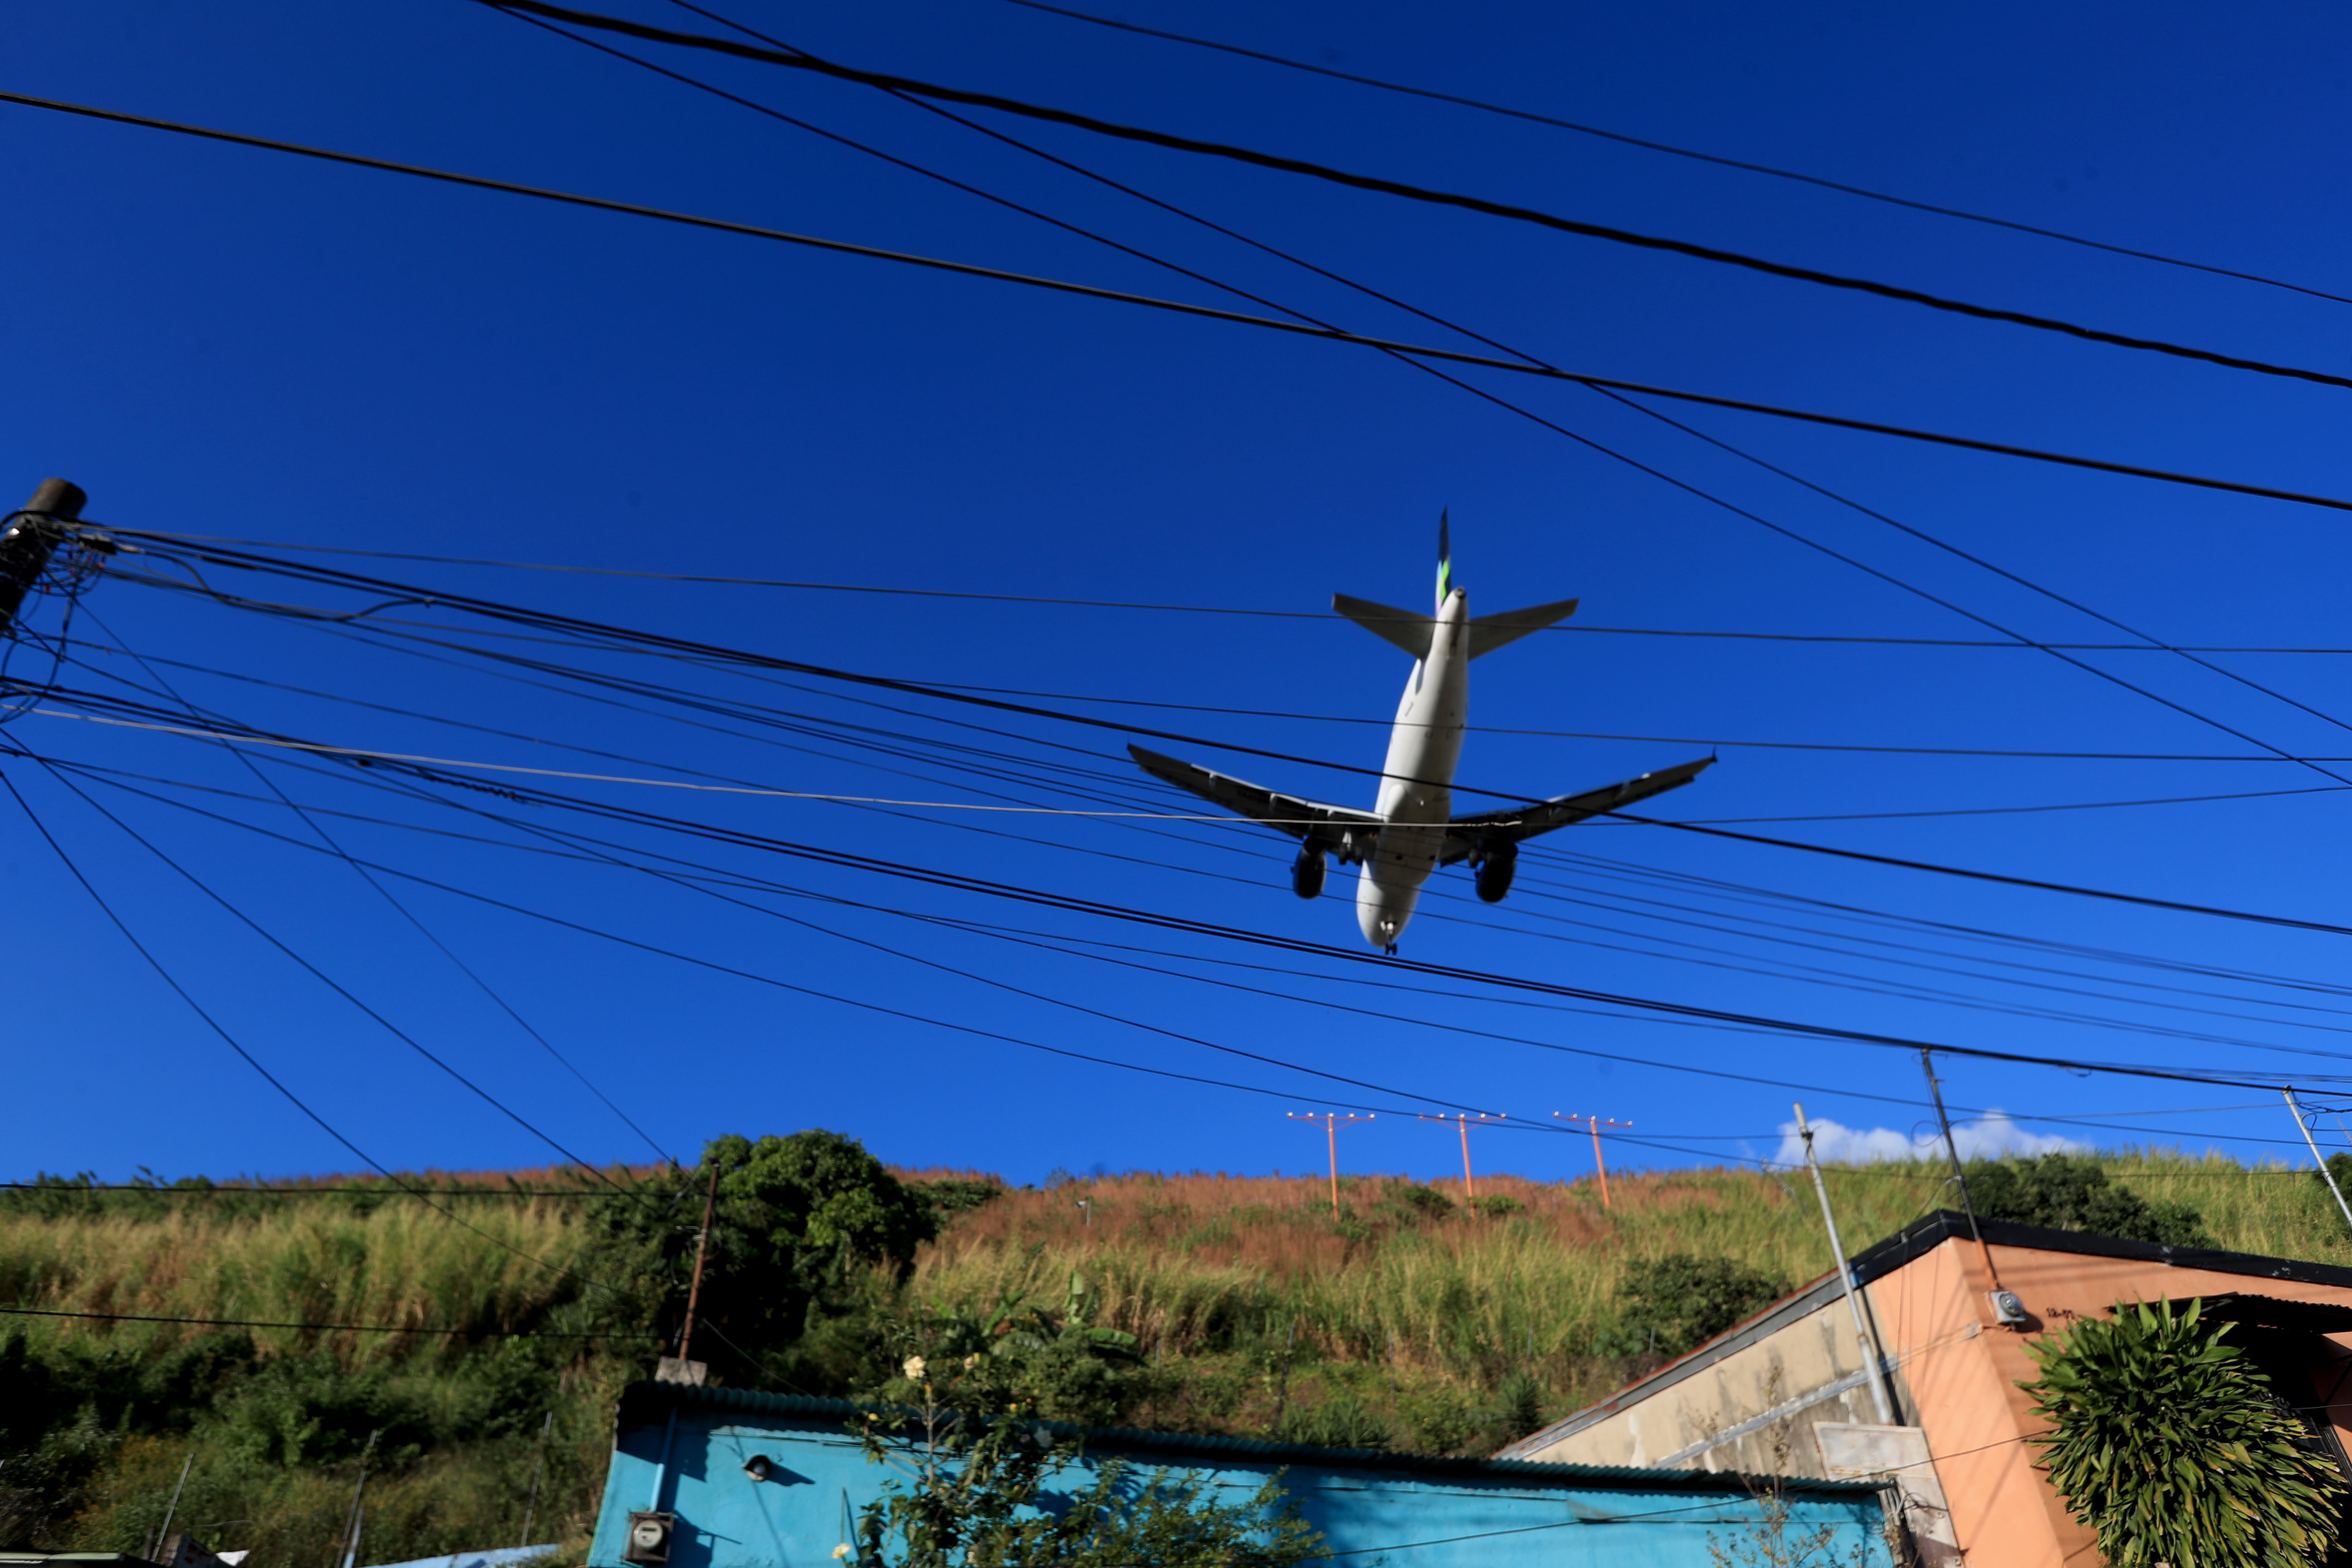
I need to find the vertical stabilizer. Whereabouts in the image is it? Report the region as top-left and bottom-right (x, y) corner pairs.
(1434, 508), (1452, 609)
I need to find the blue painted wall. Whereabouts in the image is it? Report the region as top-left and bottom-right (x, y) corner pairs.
(587, 1386), (1890, 1568)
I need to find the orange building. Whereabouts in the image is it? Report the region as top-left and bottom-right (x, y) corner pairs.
(1501, 1210), (2352, 1565)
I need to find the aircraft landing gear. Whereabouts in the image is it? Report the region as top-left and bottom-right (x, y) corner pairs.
(1384, 942), (1399, 956)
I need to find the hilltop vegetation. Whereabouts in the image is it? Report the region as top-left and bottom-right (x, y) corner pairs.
(3, 1142), (2342, 1563)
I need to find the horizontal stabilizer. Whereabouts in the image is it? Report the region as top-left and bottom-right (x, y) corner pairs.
(1332, 593), (1432, 659)
(1468, 597), (1580, 658)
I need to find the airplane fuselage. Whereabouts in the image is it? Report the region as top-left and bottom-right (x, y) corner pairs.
(1356, 586), (1470, 948)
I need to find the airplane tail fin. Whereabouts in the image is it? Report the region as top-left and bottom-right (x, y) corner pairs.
(1435, 507), (1452, 610)
(1468, 597), (1580, 658)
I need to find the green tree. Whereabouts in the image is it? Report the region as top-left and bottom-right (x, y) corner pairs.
(1965, 1155), (2211, 1246)
(1619, 1254), (1791, 1358)
(595, 1130), (937, 1369)
(2019, 1298), (2345, 1567)
(852, 1311), (1320, 1568)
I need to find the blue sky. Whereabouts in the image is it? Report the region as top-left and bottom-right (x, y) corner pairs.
(7, 0), (2352, 1191)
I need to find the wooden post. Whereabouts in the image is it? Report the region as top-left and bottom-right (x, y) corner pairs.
(0, 479), (88, 635)
(677, 1163), (720, 1364)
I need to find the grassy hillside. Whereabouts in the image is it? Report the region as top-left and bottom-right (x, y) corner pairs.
(5, 1153), (2344, 1561)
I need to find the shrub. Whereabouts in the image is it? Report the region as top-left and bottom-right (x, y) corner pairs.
(1469, 1194), (1525, 1217)
(1494, 1370), (1544, 1441)
(2020, 1298), (2345, 1567)
(1276, 1394), (1391, 1451)
(1965, 1155), (2210, 1247)
(1617, 1254), (1789, 1358)
(1383, 1185), (1456, 1221)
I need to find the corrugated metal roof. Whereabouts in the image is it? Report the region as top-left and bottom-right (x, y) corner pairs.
(624, 1381), (1881, 1495)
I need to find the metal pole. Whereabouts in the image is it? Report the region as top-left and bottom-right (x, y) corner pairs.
(1326, 1117), (1340, 1220)
(335, 1431), (379, 1568)
(1920, 1050), (2003, 1292)
(0, 478), (87, 637)
(2286, 1090), (2352, 1237)
(1458, 1117), (1474, 1200)
(518, 1409), (554, 1548)
(145, 1452), (194, 1563)
(677, 1162), (720, 1363)
(1587, 1120), (1611, 1208)
(1796, 1104), (1895, 1424)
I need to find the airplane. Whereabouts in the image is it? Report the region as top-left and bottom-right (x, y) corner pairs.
(1128, 515), (1715, 952)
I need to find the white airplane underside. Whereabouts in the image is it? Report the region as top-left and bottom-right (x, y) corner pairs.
(1128, 518), (1713, 951)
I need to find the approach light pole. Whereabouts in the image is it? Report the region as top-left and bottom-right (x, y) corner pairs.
(1288, 1111), (1374, 1219)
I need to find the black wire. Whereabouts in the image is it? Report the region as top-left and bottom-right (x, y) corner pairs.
(0, 1305), (657, 1338)
(115, 533), (2352, 656)
(12, 86), (2352, 515)
(481, 0), (2352, 395)
(0, 767), (673, 1322)
(37, 749), (2331, 1155)
(73, 605), (677, 1167)
(34, 712), (2336, 1097)
(93, 543), (2352, 937)
(989, 0), (2352, 310)
(585, 3), (2352, 794)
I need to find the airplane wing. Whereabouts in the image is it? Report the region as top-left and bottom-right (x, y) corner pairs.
(1127, 744), (1380, 850)
(1438, 756), (1715, 864)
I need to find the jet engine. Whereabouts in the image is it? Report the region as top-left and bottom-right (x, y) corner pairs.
(1290, 844), (1328, 900)
(1473, 842), (1517, 903)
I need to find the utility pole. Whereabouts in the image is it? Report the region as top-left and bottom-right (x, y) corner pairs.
(1288, 1111), (1374, 1220)
(518, 1409), (554, 1549)
(0, 479), (89, 637)
(1920, 1050), (2018, 1324)
(1795, 1104), (1894, 1424)
(1553, 1113), (1631, 1208)
(142, 1452), (194, 1564)
(334, 1430), (380, 1568)
(2286, 1090), (2352, 1237)
(676, 1162), (721, 1366)
(1418, 1112), (1507, 1201)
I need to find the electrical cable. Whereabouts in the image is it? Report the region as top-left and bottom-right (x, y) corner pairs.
(0, 1304), (658, 1338)
(31, 717), (2335, 1096)
(95, 540), (2352, 936)
(479, 0), (2352, 395)
(986, 0), (2352, 309)
(35, 747), (2329, 1157)
(114, 532), (2352, 656)
(72, 604), (677, 1167)
(0, 767), (678, 1327)
(12, 87), (2351, 514)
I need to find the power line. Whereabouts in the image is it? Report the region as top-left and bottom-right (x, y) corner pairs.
(73, 604), (677, 1167)
(96, 544), (2352, 935)
(53, 740), (2348, 1159)
(12, 89), (2351, 515)
(992, 0), (2352, 309)
(481, 0), (2352, 395)
(102, 533), (2352, 655)
(42, 715), (2339, 1095)
(0, 1304), (658, 1338)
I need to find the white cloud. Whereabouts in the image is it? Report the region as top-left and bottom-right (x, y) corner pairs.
(1775, 1110), (2084, 1168)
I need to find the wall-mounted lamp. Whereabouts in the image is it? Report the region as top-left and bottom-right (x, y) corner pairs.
(743, 1455), (775, 1482)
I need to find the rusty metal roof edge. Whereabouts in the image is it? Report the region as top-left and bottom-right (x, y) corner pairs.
(616, 1381), (1880, 1495)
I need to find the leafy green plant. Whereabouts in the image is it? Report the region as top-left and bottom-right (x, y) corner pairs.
(1618, 1254), (1790, 1358)
(1469, 1194), (1525, 1217)
(852, 1299), (1319, 1568)
(1966, 1155), (2211, 1246)
(1275, 1393), (1391, 1451)
(593, 1130), (937, 1366)
(1382, 1184), (1456, 1221)
(2019, 1298), (2345, 1567)
(1494, 1369), (1544, 1441)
